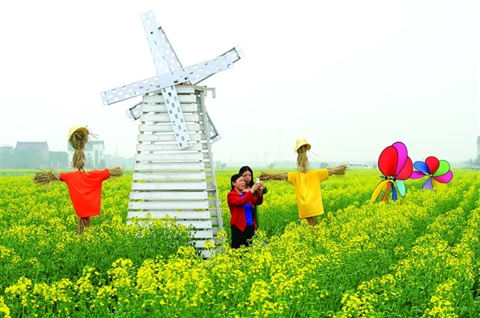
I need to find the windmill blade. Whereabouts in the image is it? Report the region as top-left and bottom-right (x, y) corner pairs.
(99, 11), (244, 148)
(160, 86), (191, 148)
(140, 11), (191, 148)
(141, 29), (240, 144)
(141, 11), (173, 74)
(100, 52), (240, 105)
(157, 26), (184, 72)
(125, 23), (185, 121)
(189, 47), (244, 143)
(191, 46), (244, 85)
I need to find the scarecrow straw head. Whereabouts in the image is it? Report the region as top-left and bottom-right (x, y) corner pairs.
(68, 126), (92, 170)
(68, 126), (90, 150)
(294, 137), (310, 173)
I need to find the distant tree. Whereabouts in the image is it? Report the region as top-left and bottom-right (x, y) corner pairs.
(0, 151), (14, 168)
(49, 151), (69, 168)
(268, 162), (276, 169)
(11, 148), (46, 169)
(319, 162), (328, 168)
(98, 159), (107, 169)
(475, 155), (480, 166)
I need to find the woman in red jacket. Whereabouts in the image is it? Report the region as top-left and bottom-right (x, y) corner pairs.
(227, 173), (264, 248)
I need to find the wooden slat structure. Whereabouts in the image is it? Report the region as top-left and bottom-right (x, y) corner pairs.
(127, 85), (223, 257)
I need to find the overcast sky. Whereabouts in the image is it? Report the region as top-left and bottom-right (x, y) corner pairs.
(0, 0), (478, 165)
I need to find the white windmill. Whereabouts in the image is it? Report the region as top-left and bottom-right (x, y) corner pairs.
(101, 11), (244, 256)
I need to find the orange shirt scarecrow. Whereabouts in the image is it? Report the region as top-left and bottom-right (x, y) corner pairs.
(60, 169), (111, 218)
(34, 125), (122, 234)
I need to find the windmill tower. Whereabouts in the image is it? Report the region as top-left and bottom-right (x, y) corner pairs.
(101, 11), (244, 256)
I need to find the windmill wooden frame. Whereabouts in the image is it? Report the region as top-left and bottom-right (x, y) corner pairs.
(100, 11), (243, 256)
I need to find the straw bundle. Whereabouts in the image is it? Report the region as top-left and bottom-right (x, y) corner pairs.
(68, 127), (98, 170)
(296, 145), (309, 173)
(33, 170), (60, 185)
(259, 172), (287, 181)
(34, 166), (123, 185)
(328, 164), (347, 176)
(72, 149), (86, 171)
(108, 166), (123, 178)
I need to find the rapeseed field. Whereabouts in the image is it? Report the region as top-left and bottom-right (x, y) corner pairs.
(1, 169), (479, 317)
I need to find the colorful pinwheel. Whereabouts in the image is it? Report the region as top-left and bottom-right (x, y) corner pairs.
(410, 156), (453, 189)
(371, 142), (413, 202)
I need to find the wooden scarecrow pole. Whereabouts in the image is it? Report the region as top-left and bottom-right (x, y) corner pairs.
(34, 126), (122, 234)
(259, 137), (347, 226)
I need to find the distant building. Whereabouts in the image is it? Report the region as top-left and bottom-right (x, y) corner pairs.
(477, 136), (480, 158)
(67, 140), (105, 168)
(15, 141), (49, 161)
(0, 145), (13, 154)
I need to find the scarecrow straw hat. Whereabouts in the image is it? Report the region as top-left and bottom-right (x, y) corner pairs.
(68, 125), (92, 151)
(67, 125), (83, 140)
(293, 137), (311, 152)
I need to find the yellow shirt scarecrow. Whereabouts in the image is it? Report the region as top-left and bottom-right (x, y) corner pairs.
(259, 137), (346, 226)
(288, 169), (329, 219)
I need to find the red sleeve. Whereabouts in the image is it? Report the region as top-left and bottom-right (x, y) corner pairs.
(227, 190), (254, 206)
(59, 171), (72, 182)
(86, 169), (110, 181)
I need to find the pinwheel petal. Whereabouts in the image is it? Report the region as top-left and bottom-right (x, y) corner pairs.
(392, 142), (408, 175)
(432, 179), (447, 189)
(423, 178), (433, 190)
(411, 171), (427, 179)
(396, 180), (406, 196)
(391, 184), (398, 201)
(413, 161), (430, 174)
(396, 157), (413, 180)
(371, 180), (390, 202)
(382, 182), (392, 202)
(425, 156), (440, 173)
(434, 160), (451, 176)
(433, 170), (453, 183)
(378, 146), (398, 176)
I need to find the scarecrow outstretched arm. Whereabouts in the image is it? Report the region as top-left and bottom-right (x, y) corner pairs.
(259, 165), (347, 182)
(328, 164), (347, 176)
(33, 170), (61, 185)
(34, 166), (123, 185)
(259, 172), (288, 181)
(107, 166), (123, 179)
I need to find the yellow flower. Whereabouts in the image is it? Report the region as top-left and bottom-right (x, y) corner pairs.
(0, 296), (11, 318)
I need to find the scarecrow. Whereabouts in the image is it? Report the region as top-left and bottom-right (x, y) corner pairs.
(34, 126), (122, 234)
(259, 137), (347, 226)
